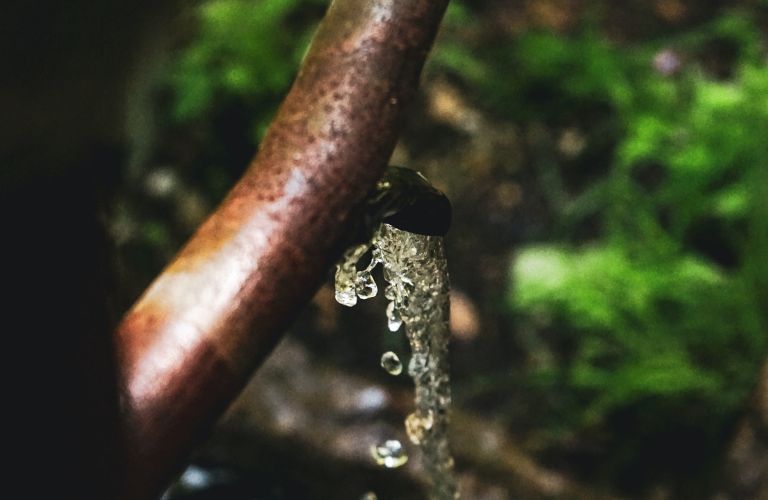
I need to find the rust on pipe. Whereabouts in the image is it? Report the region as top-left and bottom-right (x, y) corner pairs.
(115, 0), (450, 497)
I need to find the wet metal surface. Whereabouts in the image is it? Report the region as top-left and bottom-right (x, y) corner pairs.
(114, 1), (450, 498)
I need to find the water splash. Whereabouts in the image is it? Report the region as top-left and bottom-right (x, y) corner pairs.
(335, 223), (458, 499)
(371, 439), (409, 468)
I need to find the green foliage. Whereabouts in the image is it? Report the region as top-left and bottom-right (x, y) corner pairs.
(169, 0), (323, 137)
(513, 245), (757, 424)
(486, 13), (768, 432)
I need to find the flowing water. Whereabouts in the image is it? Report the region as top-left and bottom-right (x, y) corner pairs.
(335, 223), (458, 499)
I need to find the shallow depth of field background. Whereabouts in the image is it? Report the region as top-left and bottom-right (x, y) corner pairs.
(115, 1), (768, 498)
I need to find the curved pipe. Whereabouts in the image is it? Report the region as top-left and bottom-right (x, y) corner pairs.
(115, 0), (449, 497)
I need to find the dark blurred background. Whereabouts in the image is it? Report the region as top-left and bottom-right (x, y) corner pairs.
(6, 0), (768, 498)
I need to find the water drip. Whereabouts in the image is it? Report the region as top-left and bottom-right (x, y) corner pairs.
(370, 439), (409, 469)
(386, 301), (403, 332)
(335, 222), (458, 499)
(380, 351), (403, 375)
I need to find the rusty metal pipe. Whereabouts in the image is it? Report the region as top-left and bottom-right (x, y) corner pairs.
(115, 0), (450, 497)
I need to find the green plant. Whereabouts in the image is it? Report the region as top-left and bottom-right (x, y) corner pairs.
(496, 10), (768, 462)
(170, 0), (324, 137)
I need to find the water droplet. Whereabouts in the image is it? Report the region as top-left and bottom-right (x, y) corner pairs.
(334, 243), (371, 307)
(405, 410), (434, 445)
(380, 351), (402, 375)
(359, 493), (377, 500)
(355, 271), (378, 299)
(386, 301), (402, 332)
(335, 287), (357, 307)
(370, 439), (408, 468)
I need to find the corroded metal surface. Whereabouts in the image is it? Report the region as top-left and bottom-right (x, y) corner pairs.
(115, 0), (450, 498)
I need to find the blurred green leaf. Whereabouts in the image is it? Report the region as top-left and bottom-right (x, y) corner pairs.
(169, 0), (319, 129)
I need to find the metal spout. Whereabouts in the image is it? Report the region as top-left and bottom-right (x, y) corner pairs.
(355, 166), (452, 242)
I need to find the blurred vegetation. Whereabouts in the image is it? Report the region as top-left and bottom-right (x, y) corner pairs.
(503, 12), (768, 487)
(128, 0), (768, 497)
(428, 3), (768, 491)
(498, 7), (768, 421)
(169, 0), (326, 133)
(397, 1), (768, 488)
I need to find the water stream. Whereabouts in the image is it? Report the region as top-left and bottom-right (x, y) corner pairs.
(335, 223), (458, 499)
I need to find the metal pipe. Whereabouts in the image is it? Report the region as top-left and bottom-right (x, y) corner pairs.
(366, 166), (452, 237)
(115, 0), (450, 497)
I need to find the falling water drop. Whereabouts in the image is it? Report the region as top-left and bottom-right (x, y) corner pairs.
(380, 351), (403, 375)
(371, 439), (408, 468)
(386, 301), (403, 332)
(360, 493), (378, 500)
